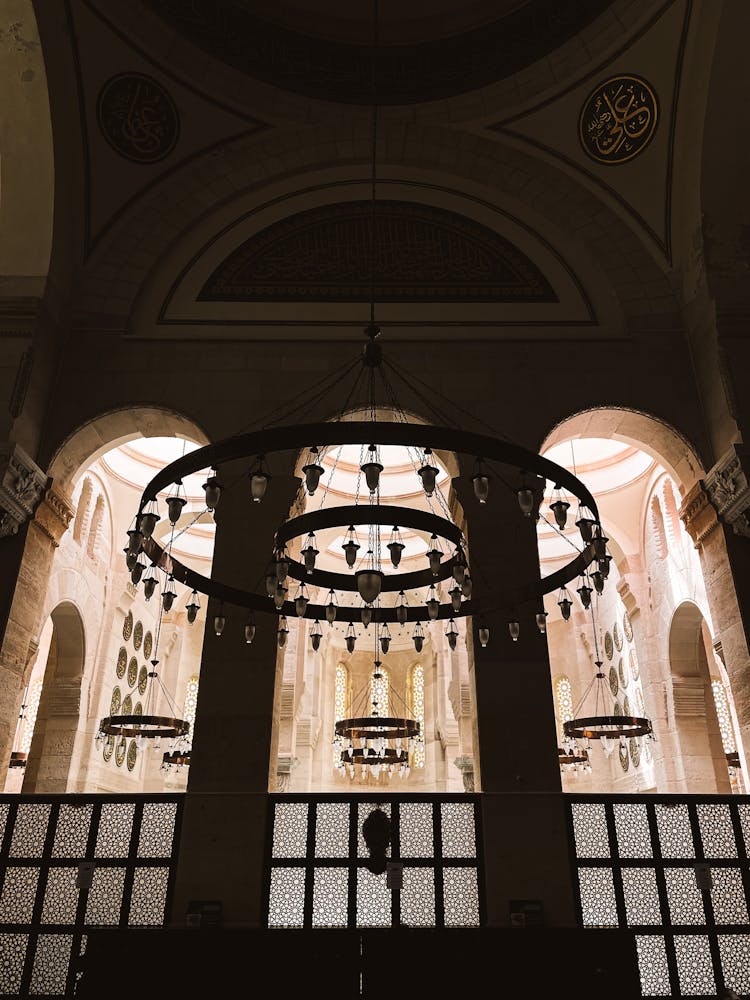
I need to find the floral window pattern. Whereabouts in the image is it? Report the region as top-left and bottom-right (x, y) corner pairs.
(183, 674), (199, 743)
(409, 663), (425, 769)
(711, 680), (737, 755)
(554, 675), (573, 727)
(333, 662), (349, 767)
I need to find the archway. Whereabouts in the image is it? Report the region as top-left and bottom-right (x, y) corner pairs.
(22, 601), (85, 794)
(668, 601), (730, 792)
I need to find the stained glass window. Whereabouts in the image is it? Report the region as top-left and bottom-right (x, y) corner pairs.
(554, 675), (573, 726)
(183, 674), (199, 748)
(333, 663), (350, 767)
(711, 680), (736, 755)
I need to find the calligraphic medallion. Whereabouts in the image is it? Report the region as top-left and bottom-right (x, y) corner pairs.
(579, 75), (658, 164)
(97, 73), (179, 164)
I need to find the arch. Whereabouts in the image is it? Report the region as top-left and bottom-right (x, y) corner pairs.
(667, 600), (730, 793)
(22, 601), (86, 794)
(540, 407), (704, 494)
(46, 406), (210, 494)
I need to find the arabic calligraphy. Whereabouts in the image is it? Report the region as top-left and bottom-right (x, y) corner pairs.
(579, 75), (658, 164)
(97, 73), (179, 164)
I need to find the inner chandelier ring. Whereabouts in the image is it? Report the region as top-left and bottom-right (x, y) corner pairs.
(138, 420), (600, 621)
(563, 715), (653, 740)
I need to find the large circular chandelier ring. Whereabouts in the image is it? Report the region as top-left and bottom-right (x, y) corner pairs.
(138, 421), (600, 618)
(563, 715), (652, 740)
(98, 714), (190, 739)
(335, 716), (421, 741)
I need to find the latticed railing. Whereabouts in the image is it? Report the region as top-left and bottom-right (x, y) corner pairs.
(0, 794), (183, 997)
(265, 794), (484, 929)
(566, 794), (750, 998)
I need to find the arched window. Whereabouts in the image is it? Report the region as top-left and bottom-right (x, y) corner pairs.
(554, 675), (574, 729)
(333, 663), (350, 767)
(650, 494), (668, 560)
(409, 663), (425, 769)
(86, 494), (105, 559)
(183, 674), (199, 745)
(662, 478), (682, 540)
(73, 478), (93, 543)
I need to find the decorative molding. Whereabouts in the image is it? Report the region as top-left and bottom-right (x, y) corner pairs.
(703, 445), (750, 539)
(295, 717), (320, 748)
(199, 200), (557, 304)
(9, 347), (34, 419)
(0, 443), (48, 540)
(679, 481), (719, 546)
(672, 676), (705, 718)
(279, 683), (295, 719)
(453, 755), (475, 793)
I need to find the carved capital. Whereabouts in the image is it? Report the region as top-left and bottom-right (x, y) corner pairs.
(615, 577), (639, 617)
(453, 755), (475, 792)
(32, 486), (75, 547)
(680, 481), (720, 546)
(704, 445), (750, 538)
(276, 754), (299, 792)
(0, 442), (48, 539)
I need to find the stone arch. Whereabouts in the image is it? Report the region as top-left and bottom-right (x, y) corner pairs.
(46, 405), (211, 494)
(667, 600), (731, 793)
(22, 601), (85, 794)
(539, 406), (705, 494)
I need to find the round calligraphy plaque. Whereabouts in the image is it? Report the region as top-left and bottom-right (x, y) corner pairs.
(116, 646), (127, 679)
(103, 734), (115, 763)
(133, 620), (143, 651)
(138, 665), (148, 696)
(618, 656), (629, 689)
(623, 611), (633, 643)
(579, 75), (658, 164)
(604, 630), (614, 661)
(143, 630), (153, 660)
(122, 694), (133, 717)
(97, 73), (179, 164)
(122, 611), (133, 642)
(630, 648), (640, 681)
(128, 657), (138, 689)
(110, 687), (121, 715)
(619, 741), (630, 771)
(629, 737), (641, 767)
(613, 621), (623, 652)
(115, 737), (127, 768)
(127, 739), (138, 772)
(608, 666), (619, 697)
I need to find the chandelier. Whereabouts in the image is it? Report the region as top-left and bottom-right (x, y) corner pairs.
(118, 0), (618, 787)
(334, 649), (420, 780)
(96, 601), (190, 758)
(562, 606), (653, 763)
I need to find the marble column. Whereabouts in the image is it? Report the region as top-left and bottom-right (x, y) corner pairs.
(171, 465), (299, 928)
(680, 445), (750, 775)
(0, 478), (73, 775)
(451, 475), (577, 927)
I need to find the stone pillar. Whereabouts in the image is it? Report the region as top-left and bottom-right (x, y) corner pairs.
(171, 466), (300, 929)
(680, 446), (750, 775)
(452, 475), (577, 928)
(0, 481), (73, 775)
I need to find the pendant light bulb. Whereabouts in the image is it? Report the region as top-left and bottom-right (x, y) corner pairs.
(508, 619), (520, 642)
(295, 585), (309, 618)
(325, 590), (338, 625)
(361, 604), (373, 628)
(214, 608), (226, 636)
(143, 573), (157, 602)
(472, 459), (490, 503)
(417, 451), (439, 497)
(250, 471), (270, 503)
(343, 527), (360, 568)
(302, 448), (324, 496)
(426, 534), (442, 576)
(413, 621), (425, 653)
(301, 532), (319, 575)
(535, 611), (548, 634)
(139, 506), (160, 539)
(275, 553), (289, 583)
(310, 620), (323, 652)
(361, 445), (384, 494)
(396, 591), (408, 626)
(388, 527), (405, 568)
(162, 576), (178, 613)
(450, 586), (462, 613)
(345, 623), (356, 654)
(550, 496), (570, 530)
(356, 568), (383, 604)
(478, 624), (490, 648)
(203, 471), (222, 511)
(517, 487), (535, 517)
(277, 617), (289, 648)
(577, 580), (593, 610)
(186, 590), (200, 624)
(244, 617), (256, 644)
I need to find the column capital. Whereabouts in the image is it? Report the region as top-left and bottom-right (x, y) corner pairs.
(453, 755), (475, 792)
(276, 754), (299, 792)
(0, 442), (48, 539)
(704, 444), (750, 538)
(31, 486), (75, 548)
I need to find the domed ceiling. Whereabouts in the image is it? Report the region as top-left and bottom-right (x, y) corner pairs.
(146, 0), (615, 104)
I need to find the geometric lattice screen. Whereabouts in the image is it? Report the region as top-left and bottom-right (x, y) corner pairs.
(266, 795), (483, 929)
(567, 794), (750, 998)
(0, 795), (183, 997)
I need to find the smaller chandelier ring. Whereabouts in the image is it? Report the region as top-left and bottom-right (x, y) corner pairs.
(335, 716), (420, 741)
(343, 748), (410, 766)
(162, 750), (192, 768)
(275, 505), (462, 549)
(563, 715), (652, 740)
(98, 714), (190, 739)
